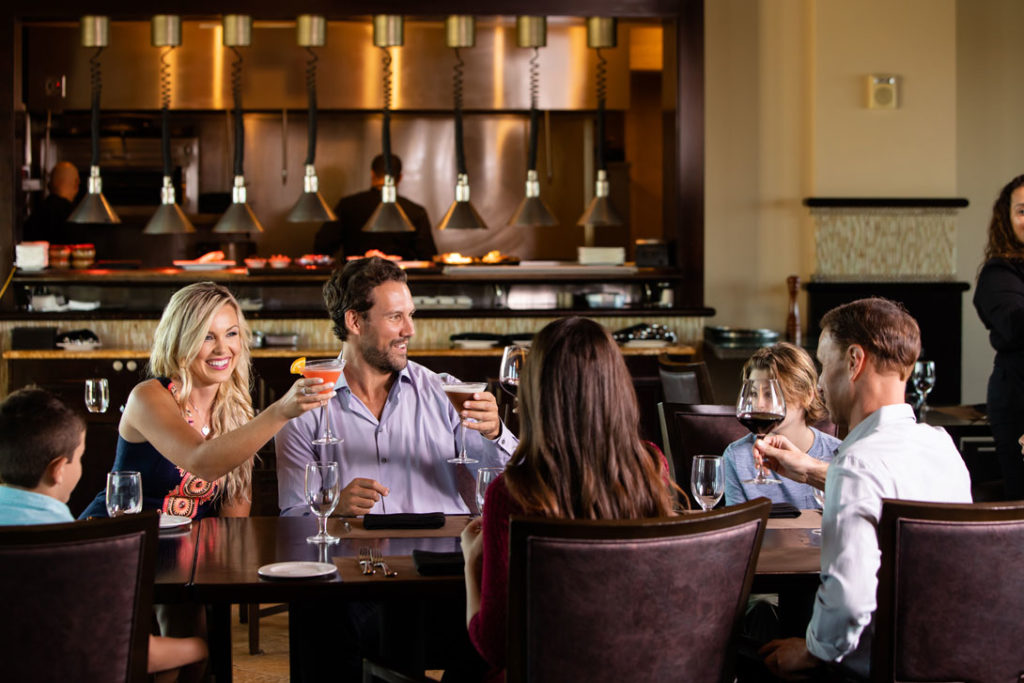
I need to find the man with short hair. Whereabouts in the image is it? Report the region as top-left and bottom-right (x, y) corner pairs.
(23, 160), (81, 244)
(276, 255), (517, 516)
(754, 298), (972, 679)
(313, 153), (437, 261)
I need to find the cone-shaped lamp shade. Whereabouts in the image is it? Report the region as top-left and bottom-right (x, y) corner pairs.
(287, 165), (336, 222)
(214, 175), (263, 233)
(363, 175), (415, 232)
(144, 176), (195, 234)
(69, 166), (120, 224)
(576, 169), (623, 227)
(508, 169), (558, 227)
(438, 173), (487, 230)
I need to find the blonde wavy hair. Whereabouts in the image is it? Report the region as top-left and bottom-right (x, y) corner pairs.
(149, 282), (255, 505)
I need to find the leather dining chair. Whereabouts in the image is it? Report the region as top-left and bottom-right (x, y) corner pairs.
(873, 499), (1024, 683)
(657, 355), (715, 405)
(0, 511), (159, 683)
(506, 498), (771, 683)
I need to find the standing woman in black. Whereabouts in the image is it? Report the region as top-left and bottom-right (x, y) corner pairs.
(974, 173), (1024, 500)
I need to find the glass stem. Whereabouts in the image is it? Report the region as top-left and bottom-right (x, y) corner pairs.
(321, 401), (333, 441)
(318, 513), (328, 538)
(460, 422), (467, 459)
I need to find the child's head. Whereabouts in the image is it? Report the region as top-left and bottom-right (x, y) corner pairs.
(0, 387), (86, 501)
(742, 342), (828, 426)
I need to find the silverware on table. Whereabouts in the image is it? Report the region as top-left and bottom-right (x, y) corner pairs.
(370, 547), (398, 577)
(358, 547), (375, 575)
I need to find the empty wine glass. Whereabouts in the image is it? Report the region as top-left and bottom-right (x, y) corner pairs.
(912, 361), (936, 413)
(105, 471), (142, 517)
(305, 462), (341, 544)
(84, 378), (109, 414)
(736, 377), (786, 485)
(498, 345), (529, 409)
(475, 467), (503, 515)
(690, 455), (724, 511)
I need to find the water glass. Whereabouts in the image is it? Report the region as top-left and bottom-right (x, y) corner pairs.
(305, 462), (341, 544)
(690, 455), (724, 512)
(85, 378), (109, 414)
(105, 471), (142, 517)
(811, 486), (825, 535)
(475, 467), (503, 515)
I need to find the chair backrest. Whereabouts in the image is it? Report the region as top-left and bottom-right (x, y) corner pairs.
(0, 511), (159, 683)
(506, 498), (771, 683)
(659, 403), (747, 494)
(874, 499), (1024, 682)
(657, 356), (715, 405)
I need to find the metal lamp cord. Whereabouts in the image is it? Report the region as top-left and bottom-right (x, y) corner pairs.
(89, 46), (104, 168)
(231, 46), (244, 177)
(305, 46), (318, 167)
(527, 47), (540, 172)
(595, 47), (607, 172)
(159, 46), (174, 178)
(453, 47), (466, 176)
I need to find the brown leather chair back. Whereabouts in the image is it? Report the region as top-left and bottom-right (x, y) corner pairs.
(874, 499), (1024, 682)
(507, 498), (771, 683)
(657, 356), (715, 405)
(0, 511), (159, 683)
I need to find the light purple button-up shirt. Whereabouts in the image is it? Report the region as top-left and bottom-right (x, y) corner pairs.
(276, 360), (518, 516)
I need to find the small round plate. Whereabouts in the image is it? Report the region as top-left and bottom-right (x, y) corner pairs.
(257, 561), (337, 580)
(159, 514), (193, 530)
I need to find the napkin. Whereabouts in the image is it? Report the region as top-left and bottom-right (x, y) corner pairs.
(362, 512), (446, 530)
(412, 550), (465, 576)
(769, 503), (801, 518)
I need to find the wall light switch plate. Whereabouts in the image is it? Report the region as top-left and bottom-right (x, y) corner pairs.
(867, 74), (898, 109)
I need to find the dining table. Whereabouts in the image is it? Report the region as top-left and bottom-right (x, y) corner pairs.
(158, 511), (823, 682)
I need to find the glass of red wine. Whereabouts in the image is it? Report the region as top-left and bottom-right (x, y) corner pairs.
(736, 377), (786, 485)
(499, 344), (529, 411)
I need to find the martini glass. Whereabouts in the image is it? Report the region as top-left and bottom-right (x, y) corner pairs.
(302, 358), (345, 445)
(442, 379), (486, 464)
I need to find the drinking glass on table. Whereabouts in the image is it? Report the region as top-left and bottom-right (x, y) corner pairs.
(736, 377), (786, 485)
(105, 471), (142, 517)
(302, 358), (345, 445)
(499, 344), (529, 412)
(84, 378), (109, 414)
(690, 455), (724, 511)
(305, 462), (340, 544)
(811, 486), (825, 535)
(475, 467), (503, 515)
(912, 360), (936, 413)
(441, 378), (486, 464)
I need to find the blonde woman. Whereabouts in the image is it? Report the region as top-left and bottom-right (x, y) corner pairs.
(723, 342), (839, 508)
(80, 282), (325, 519)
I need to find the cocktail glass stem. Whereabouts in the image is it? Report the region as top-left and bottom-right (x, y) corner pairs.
(313, 399), (340, 445)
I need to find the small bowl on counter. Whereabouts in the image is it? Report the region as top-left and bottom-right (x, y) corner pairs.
(268, 255), (292, 269)
(244, 257), (267, 270)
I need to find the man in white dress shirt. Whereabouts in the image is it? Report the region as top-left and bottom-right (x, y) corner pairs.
(754, 297), (972, 679)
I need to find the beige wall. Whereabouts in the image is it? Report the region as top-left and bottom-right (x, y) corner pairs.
(704, 0), (1011, 402)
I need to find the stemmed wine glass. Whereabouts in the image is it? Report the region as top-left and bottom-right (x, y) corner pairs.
(498, 344), (529, 412)
(302, 358), (345, 445)
(811, 486), (825, 535)
(736, 377), (786, 485)
(475, 467), (503, 515)
(441, 377), (486, 464)
(84, 378), (109, 414)
(690, 455), (724, 511)
(912, 360), (936, 413)
(105, 471), (142, 517)
(305, 462), (340, 544)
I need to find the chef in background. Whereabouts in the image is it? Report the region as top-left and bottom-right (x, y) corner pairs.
(23, 161), (81, 244)
(314, 153), (437, 261)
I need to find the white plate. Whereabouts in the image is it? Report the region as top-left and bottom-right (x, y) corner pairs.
(159, 514), (193, 530)
(258, 561), (338, 580)
(623, 339), (670, 348)
(173, 260), (236, 271)
(57, 341), (102, 351)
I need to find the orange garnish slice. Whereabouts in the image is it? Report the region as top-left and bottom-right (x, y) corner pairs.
(290, 357), (306, 374)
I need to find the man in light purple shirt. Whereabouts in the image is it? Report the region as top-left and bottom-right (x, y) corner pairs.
(276, 255), (517, 517)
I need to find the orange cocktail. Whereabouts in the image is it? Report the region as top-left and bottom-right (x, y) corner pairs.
(303, 358), (345, 445)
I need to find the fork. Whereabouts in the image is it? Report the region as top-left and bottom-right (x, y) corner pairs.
(358, 547), (375, 575)
(370, 547), (398, 577)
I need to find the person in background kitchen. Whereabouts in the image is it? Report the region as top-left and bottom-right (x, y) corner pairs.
(312, 153), (438, 261)
(277, 256), (517, 682)
(22, 160), (80, 244)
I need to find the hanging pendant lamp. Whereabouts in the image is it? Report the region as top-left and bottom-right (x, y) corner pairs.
(144, 15), (195, 234)
(286, 15), (336, 223)
(214, 14), (263, 234)
(437, 15), (486, 231)
(69, 15), (120, 224)
(363, 15), (415, 234)
(576, 17), (623, 228)
(507, 16), (558, 228)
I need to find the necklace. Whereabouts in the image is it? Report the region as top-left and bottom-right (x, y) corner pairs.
(185, 398), (211, 437)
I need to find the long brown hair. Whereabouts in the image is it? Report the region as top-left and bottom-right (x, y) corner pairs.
(503, 317), (674, 519)
(983, 174), (1024, 262)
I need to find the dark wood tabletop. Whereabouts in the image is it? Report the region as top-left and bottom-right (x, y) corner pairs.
(153, 522), (201, 604)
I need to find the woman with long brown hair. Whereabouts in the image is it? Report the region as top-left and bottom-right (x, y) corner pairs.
(974, 173), (1024, 500)
(460, 317), (674, 673)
